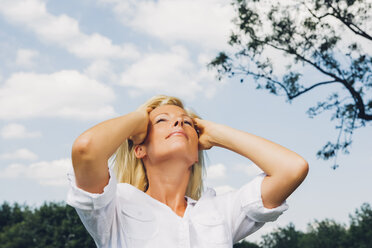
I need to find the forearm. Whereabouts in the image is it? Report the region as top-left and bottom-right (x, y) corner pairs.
(195, 119), (309, 208)
(73, 111), (144, 161)
(211, 124), (308, 177)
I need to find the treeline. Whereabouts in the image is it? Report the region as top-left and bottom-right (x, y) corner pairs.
(0, 202), (371, 247)
(0, 202), (95, 247)
(234, 203), (372, 248)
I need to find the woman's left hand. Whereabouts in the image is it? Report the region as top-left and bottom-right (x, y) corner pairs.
(193, 118), (218, 150)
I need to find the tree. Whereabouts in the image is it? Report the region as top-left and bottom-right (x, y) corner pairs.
(260, 222), (304, 248)
(247, 203), (372, 248)
(299, 219), (348, 247)
(234, 240), (260, 248)
(0, 202), (28, 233)
(346, 202), (372, 248)
(209, 0), (372, 169)
(0, 202), (33, 248)
(0, 201), (95, 248)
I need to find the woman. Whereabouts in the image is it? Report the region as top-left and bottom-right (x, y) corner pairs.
(66, 95), (308, 247)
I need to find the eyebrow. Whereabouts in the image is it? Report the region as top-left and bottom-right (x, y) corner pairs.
(154, 113), (191, 118)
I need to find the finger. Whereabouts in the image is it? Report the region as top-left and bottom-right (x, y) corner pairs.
(130, 134), (141, 145)
(133, 138), (143, 145)
(136, 133), (148, 145)
(193, 118), (202, 128)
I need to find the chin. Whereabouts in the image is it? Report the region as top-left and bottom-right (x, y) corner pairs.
(162, 143), (198, 162)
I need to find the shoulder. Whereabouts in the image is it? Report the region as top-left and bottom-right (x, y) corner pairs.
(117, 182), (146, 201)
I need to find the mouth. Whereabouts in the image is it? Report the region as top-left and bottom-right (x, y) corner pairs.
(167, 131), (188, 139)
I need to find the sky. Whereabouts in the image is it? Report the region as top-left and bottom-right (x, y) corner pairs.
(0, 0), (371, 244)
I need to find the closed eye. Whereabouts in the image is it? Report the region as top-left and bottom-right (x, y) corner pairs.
(156, 118), (166, 123)
(184, 120), (192, 126)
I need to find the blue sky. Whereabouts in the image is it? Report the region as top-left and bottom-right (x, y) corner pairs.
(0, 0), (371, 243)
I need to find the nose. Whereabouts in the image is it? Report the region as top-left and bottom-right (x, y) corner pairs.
(173, 118), (184, 127)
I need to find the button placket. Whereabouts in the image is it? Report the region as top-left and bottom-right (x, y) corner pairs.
(178, 220), (190, 248)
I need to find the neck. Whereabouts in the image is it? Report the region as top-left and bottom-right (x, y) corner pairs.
(144, 158), (192, 217)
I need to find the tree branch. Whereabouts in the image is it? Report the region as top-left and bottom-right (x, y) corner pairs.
(304, 4), (331, 20)
(329, 5), (372, 41)
(289, 80), (339, 98)
(264, 41), (345, 82)
(237, 33), (372, 120)
(233, 66), (341, 100)
(304, 2), (372, 41)
(342, 81), (372, 120)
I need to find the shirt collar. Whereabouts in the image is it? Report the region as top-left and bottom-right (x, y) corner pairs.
(203, 187), (216, 197)
(185, 196), (197, 206)
(185, 187), (216, 206)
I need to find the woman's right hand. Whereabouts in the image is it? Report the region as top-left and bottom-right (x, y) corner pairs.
(129, 107), (153, 145)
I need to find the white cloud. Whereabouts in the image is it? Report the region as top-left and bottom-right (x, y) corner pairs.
(119, 45), (219, 99)
(98, 0), (234, 51)
(0, 148), (38, 160)
(213, 184), (235, 195)
(15, 48), (39, 67)
(0, 0), (140, 60)
(0, 70), (117, 120)
(84, 59), (117, 83)
(206, 163), (226, 180)
(233, 163), (263, 177)
(0, 158), (71, 186)
(0, 123), (41, 139)
(0, 163), (25, 178)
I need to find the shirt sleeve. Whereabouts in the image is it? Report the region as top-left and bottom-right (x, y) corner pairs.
(240, 172), (289, 223)
(66, 164), (118, 246)
(214, 172), (289, 244)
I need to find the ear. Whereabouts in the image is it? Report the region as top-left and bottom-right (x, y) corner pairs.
(134, 144), (146, 159)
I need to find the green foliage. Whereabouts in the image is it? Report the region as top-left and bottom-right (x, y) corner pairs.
(346, 203), (372, 248)
(209, 0), (372, 169)
(233, 202), (372, 247)
(1, 201), (371, 247)
(234, 240), (260, 248)
(260, 223), (304, 248)
(299, 219), (348, 248)
(0, 201), (95, 248)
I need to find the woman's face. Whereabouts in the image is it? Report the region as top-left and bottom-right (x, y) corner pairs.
(139, 104), (199, 166)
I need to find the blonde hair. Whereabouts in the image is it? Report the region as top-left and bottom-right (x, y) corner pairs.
(112, 95), (206, 200)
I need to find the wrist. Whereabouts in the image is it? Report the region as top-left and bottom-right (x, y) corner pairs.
(129, 111), (148, 136)
(209, 123), (228, 148)
(211, 123), (241, 150)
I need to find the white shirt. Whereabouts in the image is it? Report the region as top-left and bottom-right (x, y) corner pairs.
(66, 166), (289, 248)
